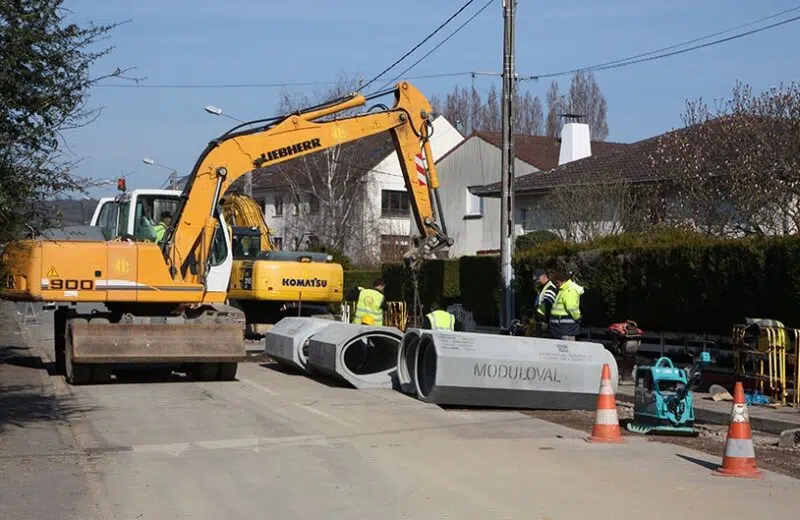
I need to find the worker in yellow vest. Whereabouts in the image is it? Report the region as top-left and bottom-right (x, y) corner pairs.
(548, 270), (585, 340)
(423, 302), (456, 331)
(346, 278), (387, 326)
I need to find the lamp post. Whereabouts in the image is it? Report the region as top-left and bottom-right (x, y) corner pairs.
(203, 105), (252, 197)
(142, 157), (179, 189)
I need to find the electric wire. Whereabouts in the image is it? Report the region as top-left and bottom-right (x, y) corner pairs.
(373, 0), (495, 94)
(530, 9), (800, 80)
(359, 0), (479, 92)
(95, 71), (479, 89)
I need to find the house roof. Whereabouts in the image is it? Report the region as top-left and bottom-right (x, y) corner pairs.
(475, 115), (792, 197)
(469, 131), (630, 171)
(475, 134), (661, 196)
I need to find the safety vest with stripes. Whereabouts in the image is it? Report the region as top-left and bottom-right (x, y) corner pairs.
(426, 309), (455, 330)
(353, 287), (384, 326)
(550, 279), (582, 324)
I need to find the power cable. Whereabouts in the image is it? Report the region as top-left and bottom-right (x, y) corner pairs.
(95, 71), (479, 89)
(359, 0), (479, 92)
(579, 5), (800, 72)
(530, 9), (800, 80)
(374, 0), (495, 94)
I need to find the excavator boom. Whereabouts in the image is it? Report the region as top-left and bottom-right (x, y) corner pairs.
(165, 81), (451, 285)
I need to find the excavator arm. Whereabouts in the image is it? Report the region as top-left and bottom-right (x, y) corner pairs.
(163, 81), (453, 283)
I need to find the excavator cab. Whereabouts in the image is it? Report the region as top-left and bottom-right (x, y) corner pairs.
(231, 227), (262, 259)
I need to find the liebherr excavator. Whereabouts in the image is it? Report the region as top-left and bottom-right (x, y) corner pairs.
(90, 189), (345, 336)
(0, 81), (452, 385)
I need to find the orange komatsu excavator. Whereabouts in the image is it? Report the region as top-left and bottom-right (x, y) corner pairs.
(0, 81), (453, 385)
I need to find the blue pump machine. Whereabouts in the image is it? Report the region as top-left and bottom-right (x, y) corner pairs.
(627, 352), (711, 435)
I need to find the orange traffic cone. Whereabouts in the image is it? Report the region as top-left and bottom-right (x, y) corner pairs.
(713, 381), (763, 479)
(586, 363), (625, 443)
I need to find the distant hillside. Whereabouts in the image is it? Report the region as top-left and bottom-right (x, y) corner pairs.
(41, 199), (100, 227)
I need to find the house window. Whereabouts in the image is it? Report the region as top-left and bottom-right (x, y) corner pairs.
(254, 198), (266, 213)
(381, 190), (410, 217)
(380, 234), (410, 263)
(274, 195), (283, 216)
(308, 194), (320, 214)
(520, 207), (531, 231)
(465, 187), (483, 217)
(273, 237), (283, 250)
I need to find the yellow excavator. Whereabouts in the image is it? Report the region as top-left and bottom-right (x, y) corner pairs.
(0, 81), (452, 385)
(89, 189), (345, 337)
(219, 194), (344, 335)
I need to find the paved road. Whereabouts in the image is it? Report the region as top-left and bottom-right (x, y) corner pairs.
(3, 302), (800, 519)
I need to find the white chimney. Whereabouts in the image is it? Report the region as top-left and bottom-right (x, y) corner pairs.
(558, 118), (592, 166)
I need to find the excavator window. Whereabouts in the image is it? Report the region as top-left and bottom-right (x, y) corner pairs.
(116, 201), (130, 238)
(95, 202), (119, 240)
(231, 227), (261, 259)
(132, 195), (179, 242)
(208, 214), (228, 267)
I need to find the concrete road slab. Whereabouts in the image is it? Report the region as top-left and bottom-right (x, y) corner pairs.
(4, 302), (800, 519)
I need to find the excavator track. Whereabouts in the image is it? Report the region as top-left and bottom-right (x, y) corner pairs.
(55, 304), (246, 385)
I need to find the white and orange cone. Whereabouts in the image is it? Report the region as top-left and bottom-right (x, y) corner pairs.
(586, 363), (625, 443)
(713, 381), (763, 479)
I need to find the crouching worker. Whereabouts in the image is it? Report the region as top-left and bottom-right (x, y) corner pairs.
(346, 278), (387, 326)
(422, 302), (456, 331)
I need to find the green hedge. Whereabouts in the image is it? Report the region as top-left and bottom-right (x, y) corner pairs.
(343, 234), (800, 333)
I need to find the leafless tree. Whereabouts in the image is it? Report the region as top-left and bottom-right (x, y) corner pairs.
(432, 83), (544, 135)
(651, 81), (800, 237)
(523, 177), (656, 242)
(263, 73), (383, 254)
(546, 71), (609, 141)
(545, 81), (566, 139)
(515, 89), (545, 136)
(567, 71), (609, 141)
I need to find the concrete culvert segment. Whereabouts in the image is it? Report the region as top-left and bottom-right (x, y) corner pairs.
(397, 329), (422, 395)
(413, 330), (619, 410)
(263, 317), (335, 372)
(306, 323), (404, 389)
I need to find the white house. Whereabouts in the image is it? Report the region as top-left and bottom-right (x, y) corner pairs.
(248, 115), (464, 264)
(434, 126), (628, 256)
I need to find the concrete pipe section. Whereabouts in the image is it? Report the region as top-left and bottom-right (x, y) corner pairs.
(263, 317), (335, 372)
(396, 328), (423, 395)
(306, 322), (404, 389)
(412, 330), (619, 410)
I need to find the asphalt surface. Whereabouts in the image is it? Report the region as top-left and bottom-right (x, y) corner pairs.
(2, 302), (800, 519)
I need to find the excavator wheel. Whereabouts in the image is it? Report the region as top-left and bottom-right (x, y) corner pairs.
(189, 363), (219, 381)
(54, 307), (68, 375)
(65, 320), (114, 385)
(217, 362), (238, 381)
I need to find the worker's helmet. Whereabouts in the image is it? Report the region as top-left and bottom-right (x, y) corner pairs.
(360, 315), (376, 325)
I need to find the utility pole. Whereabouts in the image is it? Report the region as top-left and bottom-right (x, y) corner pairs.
(169, 170), (177, 190)
(500, 0), (517, 330)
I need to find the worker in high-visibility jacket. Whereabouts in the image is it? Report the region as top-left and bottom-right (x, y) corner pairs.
(154, 211), (172, 244)
(548, 270), (585, 341)
(422, 302), (456, 331)
(345, 278), (387, 326)
(533, 268), (557, 337)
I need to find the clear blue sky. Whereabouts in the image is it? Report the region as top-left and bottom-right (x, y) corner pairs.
(62, 0), (800, 196)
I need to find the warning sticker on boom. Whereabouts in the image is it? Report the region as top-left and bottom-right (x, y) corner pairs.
(46, 266), (59, 278)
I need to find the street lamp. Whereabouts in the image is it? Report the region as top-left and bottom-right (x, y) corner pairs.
(203, 105), (251, 195)
(142, 157), (179, 189)
(204, 105), (244, 123)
